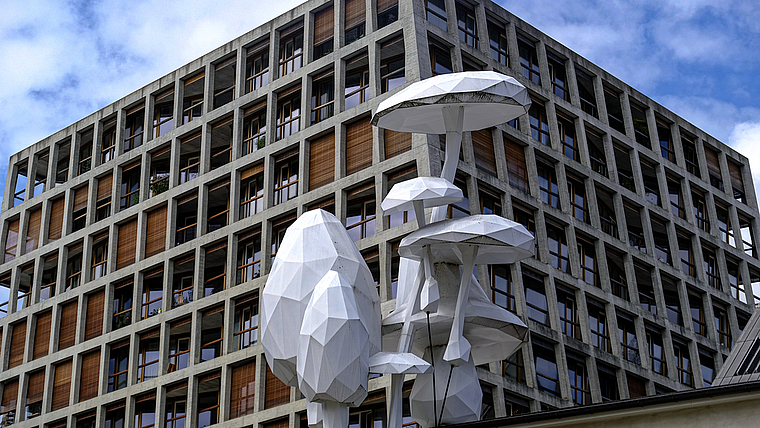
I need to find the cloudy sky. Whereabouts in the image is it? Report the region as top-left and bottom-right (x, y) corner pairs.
(1, 0), (759, 202)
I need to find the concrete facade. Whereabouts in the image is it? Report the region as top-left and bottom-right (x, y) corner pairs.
(0, 0), (758, 426)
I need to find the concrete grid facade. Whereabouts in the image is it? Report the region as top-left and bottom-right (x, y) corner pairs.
(0, 0), (758, 426)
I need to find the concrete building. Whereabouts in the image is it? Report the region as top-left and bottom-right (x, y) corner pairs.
(0, 0), (758, 426)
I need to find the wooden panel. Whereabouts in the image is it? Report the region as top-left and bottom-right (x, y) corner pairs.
(263, 418), (289, 428)
(85, 290), (104, 340)
(378, 0), (397, 13)
(728, 161), (743, 191)
(244, 100), (266, 116)
(26, 208), (42, 252)
(309, 133), (335, 190)
(278, 85), (300, 100)
(58, 300), (78, 350)
(97, 174), (112, 201)
(5, 219), (19, 259)
(471, 129), (497, 175)
(384, 129), (411, 159)
(145, 205), (167, 258)
(1, 379), (18, 411)
(265, 362), (290, 409)
(116, 218), (138, 270)
(241, 163), (264, 181)
(8, 320), (26, 369)
(313, 6), (334, 45)
(230, 359), (257, 418)
(345, 0), (366, 29)
(73, 185), (89, 212)
(705, 147), (721, 177)
(33, 311), (52, 360)
(79, 350), (101, 402)
(504, 137), (528, 193)
(26, 369), (45, 405)
(51, 360), (72, 411)
(346, 118), (373, 175)
(48, 197), (65, 241)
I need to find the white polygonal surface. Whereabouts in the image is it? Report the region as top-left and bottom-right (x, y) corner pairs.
(369, 352), (432, 375)
(399, 215), (535, 264)
(410, 349), (482, 427)
(260, 209), (382, 388)
(371, 71), (530, 134)
(381, 177), (463, 216)
(298, 270), (370, 406)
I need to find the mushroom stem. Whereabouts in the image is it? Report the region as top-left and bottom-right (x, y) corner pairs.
(430, 105), (465, 224)
(443, 244), (478, 366)
(413, 199), (426, 228)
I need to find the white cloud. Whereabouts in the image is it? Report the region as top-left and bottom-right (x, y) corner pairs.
(729, 122), (760, 202)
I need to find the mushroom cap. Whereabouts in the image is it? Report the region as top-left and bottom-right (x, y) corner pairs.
(371, 71), (530, 134)
(381, 177), (463, 216)
(398, 215), (535, 264)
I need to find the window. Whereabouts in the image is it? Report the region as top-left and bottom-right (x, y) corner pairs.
(79, 350), (101, 402)
(661, 274), (682, 325)
(196, 374), (221, 427)
(344, 0), (366, 45)
(489, 265), (515, 312)
(240, 165), (265, 218)
(274, 153), (298, 205)
(94, 174), (112, 223)
(79, 130), (95, 174)
(135, 395), (156, 428)
(380, 36), (405, 93)
(604, 86), (625, 134)
(179, 133), (201, 184)
(271, 216), (295, 261)
(55, 138), (71, 186)
(425, 0), (447, 31)
(32, 150), (48, 198)
(172, 255), (194, 308)
(630, 102), (650, 149)
(153, 89), (174, 138)
(568, 177), (589, 223)
(40, 255), (57, 301)
(175, 195), (198, 246)
(120, 164), (140, 211)
(647, 329), (666, 375)
(705, 146), (724, 191)
(547, 224), (569, 273)
(700, 350), (715, 386)
(471, 129), (497, 175)
(598, 364), (618, 402)
(692, 191), (709, 232)
(657, 120), (675, 162)
(689, 293), (707, 337)
(245, 42), (269, 93)
(230, 359), (257, 419)
(51, 360), (72, 411)
(168, 319), (191, 372)
(597, 190), (617, 239)
(124, 107), (145, 152)
(518, 36), (540, 84)
(313, 6), (334, 58)
(503, 349), (525, 384)
(309, 133), (335, 191)
(504, 137), (528, 193)
(107, 341), (129, 392)
(558, 115), (578, 160)
(345, 54), (369, 110)
(346, 117), (373, 175)
(237, 230), (262, 284)
(346, 188), (376, 242)
(651, 217), (670, 265)
(716, 203), (734, 246)
(578, 239), (598, 286)
(537, 162), (560, 208)
(703, 246), (720, 289)
(91, 234), (108, 280)
(429, 44), (453, 76)
(446, 176), (470, 219)
(618, 316), (641, 365)
(456, 3), (477, 47)
(279, 25), (303, 76)
(523, 270), (548, 324)
(682, 134), (700, 177)
(112, 281), (133, 330)
(142, 269), (163, 319)
(213, 57), (236, 109)
(678, 235), (695, 277)
(234, 294), (259, 350)
(547, 52), (569, 101)
(588, 300), (610, 352)
(182, 73), (205, 124)
(147, 149), (171, 200)
(100, 121), (115, 165)
(739, 215), (756, 258)
(488, 21), (508, 66)
(479, 186), (501, 215)
(576, 68), (597, 117)
(567, 357), (589, 405)
(311, 72), (334, 123)
(165, 384), (188, 428)
(378, 0), (398, 28)
(529, 102), (550, 145)
(138, 331), (160, 383)
(203, 243), (227, 297)
(635, 264), (657, 315)
(276, 89), (301, 140)
(386, 166), (417, 228)
(85, 289), (105, 340)
(207, 180), (230, 233)
(533, 342), (559, 395)
(265, 363), (291, 408)
(557, 287), (580, 339)
(727, 260), (746, 303)
(242, 106), (267, 155)
(116, 218), (138, 271)
(25, 208), (41, 253)
(0, 379), (18, 425)
(105, 405), (125, 427)
(201, 307), (224, 362)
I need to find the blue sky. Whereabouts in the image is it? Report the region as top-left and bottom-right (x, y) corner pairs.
(0, 0), (759, 202)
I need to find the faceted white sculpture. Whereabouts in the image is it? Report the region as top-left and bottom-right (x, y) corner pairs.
(410, 349), (482, 427)
(381, 176), (463, 217)
(260, 210), (381, 428)
(369, 351), (432, 375)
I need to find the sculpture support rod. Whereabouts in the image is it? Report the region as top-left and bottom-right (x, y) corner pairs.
(443, 245), (478, 365)
(431, 106), (465, 223)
